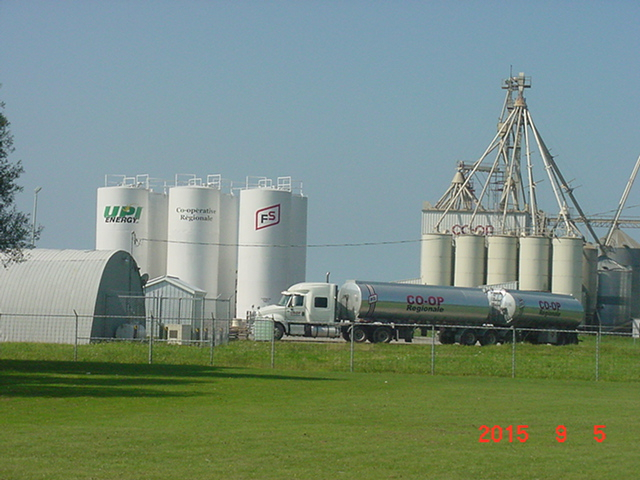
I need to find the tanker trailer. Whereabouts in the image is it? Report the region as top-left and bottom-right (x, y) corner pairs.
(337, 280), (496, 344)
(337, 281), (584, 345)
(492, 289), (583, 345)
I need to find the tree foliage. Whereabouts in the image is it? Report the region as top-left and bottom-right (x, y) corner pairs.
(0, 97), (33, 265)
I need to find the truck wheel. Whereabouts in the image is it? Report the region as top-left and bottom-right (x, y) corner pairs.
(352, 326), (367, 343)
(438, 329), (455, 344)
(459, 329), (477, 346)
(371, 327), (393, 344)
(480, 330), (498, 346)
(274, 323), (285, 341)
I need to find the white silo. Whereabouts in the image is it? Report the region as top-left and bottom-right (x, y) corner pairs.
(420, 233), (453, 285)
(96, 181), (150, 274)
(146, 190), (168, 280)
(166, 184), (221, 308)
(552, 237), (584, 300)
(217, 186), (239, 319)
(454, 234), (486, 287)
(289, 190), (308, 287)
(518, 236), (551, 291)
(236, 185), (293, 318)
(486, 235), (518, 285)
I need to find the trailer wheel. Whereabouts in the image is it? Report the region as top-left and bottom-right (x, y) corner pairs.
(566, 332), (579, 345)
(480, 330), (498, 346)
(274, 323), (285, 341)
(352, 326), (367, 343)
(438, 329), (455, 344)
(371, 327), (393, 344)
(459, 329), (477, 346)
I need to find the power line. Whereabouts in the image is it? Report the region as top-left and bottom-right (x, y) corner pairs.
(137, 237), (421, 248)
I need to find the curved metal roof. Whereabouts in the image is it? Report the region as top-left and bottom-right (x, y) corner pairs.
(0, 249), (117, 316)
(0, 249), (145, 343)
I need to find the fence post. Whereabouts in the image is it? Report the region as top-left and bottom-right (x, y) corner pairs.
(270, 318), (276, 369)
(595, 327), (601, 382)
(209, 314), (215, 367)
(74, 310), (79, 362)
(350, 323), (355, 373)
(511, 327), (516, 378)
(430, 324), (436, 375)
(148, 314), (154, 365)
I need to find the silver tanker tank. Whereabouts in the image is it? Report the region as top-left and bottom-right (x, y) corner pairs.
(338, 280), (492, 326)
(493, 289), (584, 329)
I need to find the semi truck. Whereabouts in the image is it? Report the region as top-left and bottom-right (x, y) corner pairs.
(253, 280), (584, 346)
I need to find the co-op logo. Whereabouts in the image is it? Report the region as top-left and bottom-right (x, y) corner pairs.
(255, 204), (281, 230)
(451, 224), (495, 235)
(103, 205), (143, 223)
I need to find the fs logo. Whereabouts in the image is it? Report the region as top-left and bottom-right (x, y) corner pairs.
(255, 204), (281, 230)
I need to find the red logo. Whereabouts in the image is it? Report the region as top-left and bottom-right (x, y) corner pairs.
(256, 204), (281, 230)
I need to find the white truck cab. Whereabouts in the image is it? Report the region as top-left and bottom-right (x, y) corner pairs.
(255, 282), (342, 339)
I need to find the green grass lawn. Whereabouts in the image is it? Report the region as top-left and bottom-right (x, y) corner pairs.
(2, 349), (640, 479)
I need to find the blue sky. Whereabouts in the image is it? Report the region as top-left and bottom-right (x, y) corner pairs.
(1, 0), (639, 284)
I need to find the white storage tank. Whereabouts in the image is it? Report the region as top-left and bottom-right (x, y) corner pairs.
(96, 176), (168, 280)
(420, 233), (453, 285)
(236, 182), (296, 318)
(217, 186), (239, 319)
(96, 181), (150, 272)
(551, 237), (584, 300)
(166, 184), (222, 313)
(518, 236), (551, 291)
(453, 234), (486, 287)
(147, 190), (168, 280)
(290, 191), (308, 287)
(486, 235), (518, 285)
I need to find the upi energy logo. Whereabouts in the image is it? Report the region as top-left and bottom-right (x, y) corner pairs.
(255, 204), (280, 230)
(103, 205), (143, 223)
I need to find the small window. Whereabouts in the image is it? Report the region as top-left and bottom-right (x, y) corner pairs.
(292, 295), (304, 307)
(314, 297), (328, 308)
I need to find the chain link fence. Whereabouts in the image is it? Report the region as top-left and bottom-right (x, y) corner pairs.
(1, 313), (639, 382)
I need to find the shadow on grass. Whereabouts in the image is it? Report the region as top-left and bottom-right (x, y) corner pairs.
(0, 360), (340, 399)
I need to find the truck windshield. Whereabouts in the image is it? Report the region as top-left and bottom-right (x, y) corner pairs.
(277, 295), (291, 306)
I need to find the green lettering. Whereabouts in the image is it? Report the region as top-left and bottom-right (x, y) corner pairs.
(104, 206), (120, 218)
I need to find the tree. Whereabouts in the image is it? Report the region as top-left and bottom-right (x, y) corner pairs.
(0, 96), (35, 266)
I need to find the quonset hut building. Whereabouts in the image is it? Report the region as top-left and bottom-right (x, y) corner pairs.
(0, 249), (145, 344)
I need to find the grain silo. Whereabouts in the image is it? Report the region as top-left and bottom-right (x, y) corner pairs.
(486, 235), (518, 285)
(420, 233), (453, 285)
(597, 256), (632, 329)
(96, 175), (167, 280)
(582, 243), (599, 324)
(551, 237), (584, 299)
(605, 229), (640, 322)
(166, 177), (238, 319)
(147, 189), (168, 280)
(519, 236), (551, 291)
(453, 234), (486, 287)
(236, 177), (307, 318)
(290, 188), (308, 288)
